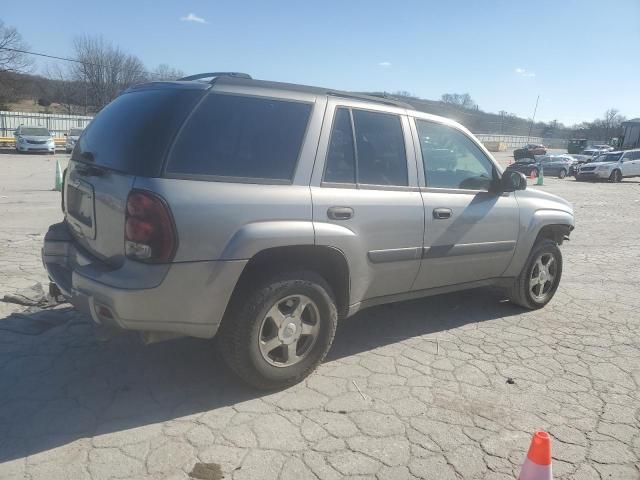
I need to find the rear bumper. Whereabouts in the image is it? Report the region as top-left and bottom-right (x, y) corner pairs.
(42, 222), (247, 338)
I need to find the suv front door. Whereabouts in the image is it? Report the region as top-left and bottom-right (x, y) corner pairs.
(311, 100), (424, 307)
(410, 118), (520, 290)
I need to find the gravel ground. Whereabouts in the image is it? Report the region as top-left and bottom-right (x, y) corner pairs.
(1, 150), (639, 480)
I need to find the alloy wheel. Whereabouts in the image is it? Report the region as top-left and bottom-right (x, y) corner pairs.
(258, 294), (320, 367)
(529, 253), (557, 302)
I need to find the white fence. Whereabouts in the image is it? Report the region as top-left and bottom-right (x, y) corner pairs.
(473, 134), (543, 149)
(0, 111), (93, 137)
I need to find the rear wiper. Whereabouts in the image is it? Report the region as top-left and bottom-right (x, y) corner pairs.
(81, 151), (95, 162)
(76, 163), (106, 177)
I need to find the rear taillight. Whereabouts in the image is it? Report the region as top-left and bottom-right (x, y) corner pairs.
(125, 190), (177, 263)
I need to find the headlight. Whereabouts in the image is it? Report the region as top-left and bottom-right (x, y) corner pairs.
(18, 137), (26, 144)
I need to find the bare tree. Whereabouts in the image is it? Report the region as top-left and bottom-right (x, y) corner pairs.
(149, 64), (185, 81)
(441, 93), (477, 110)
(0, 21), (33, 73)
(45, 63), (84, 114)
(71, 35), (147, 111)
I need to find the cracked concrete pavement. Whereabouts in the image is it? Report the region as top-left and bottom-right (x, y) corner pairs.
(0, 151), (639, 479)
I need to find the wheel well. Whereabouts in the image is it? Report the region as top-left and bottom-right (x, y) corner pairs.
(230, 245), (350, 317)
(535, 224), (572, 246)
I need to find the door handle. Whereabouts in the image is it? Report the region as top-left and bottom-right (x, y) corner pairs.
(327, 206), (354, 220)
(433, 208), (452, 220)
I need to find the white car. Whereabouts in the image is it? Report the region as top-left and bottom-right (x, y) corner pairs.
(14, 126), (55, 154)
(576, 149), (640, 182)
(65, 128), (84, 153)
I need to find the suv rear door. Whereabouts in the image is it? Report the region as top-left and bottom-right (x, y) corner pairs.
(410, 117), (519, 290)
(311, 99), (424, 306)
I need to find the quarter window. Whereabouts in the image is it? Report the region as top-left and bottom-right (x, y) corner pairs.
(323, 108), (408, 187)
(324, 108), (356, 183)
(415, 119), (495, 190)
(166, 94), (312, 181)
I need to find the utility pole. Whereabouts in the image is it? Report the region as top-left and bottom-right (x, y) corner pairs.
(527, 95), (540, 141)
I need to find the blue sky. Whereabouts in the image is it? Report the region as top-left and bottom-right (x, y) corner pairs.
(3, 0), (639, 125)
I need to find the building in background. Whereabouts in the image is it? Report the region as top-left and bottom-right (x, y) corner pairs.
(621, 118), (640, 149)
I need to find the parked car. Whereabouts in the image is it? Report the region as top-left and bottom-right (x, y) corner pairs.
(64, 128), (84, 153)
(567, 138), (587, 154)
(14, 126), (55, 154)
(505, 158), (542, 178)
(566, 154), (590, 176)
(42, 73), (575, 388)
(593, 144), (613, 151)
(537, 155), (576, 178)
(513, 143), (547, 160)
(576, 149), (640, 182)
(581, 148), (602, 160)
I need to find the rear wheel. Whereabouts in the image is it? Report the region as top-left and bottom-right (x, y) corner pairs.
(509, 239), (562, 310)
(217, 271), (338, 389)
(609, 170), (622, 182)
(558, 169), (567, 179)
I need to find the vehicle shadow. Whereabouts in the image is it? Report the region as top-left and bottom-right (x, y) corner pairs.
(0, 288), (522, 462)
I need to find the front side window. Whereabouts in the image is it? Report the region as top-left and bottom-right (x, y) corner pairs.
(167, 93), (312, 181)
(415, 119), (495, 190)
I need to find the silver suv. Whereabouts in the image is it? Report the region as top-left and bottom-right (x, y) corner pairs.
(42, 73), (575, 388)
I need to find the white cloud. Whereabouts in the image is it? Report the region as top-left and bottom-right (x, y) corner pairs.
(378, 61), (392, 68)
(180, 13), (207, 24)
(515, 67), (535, 77)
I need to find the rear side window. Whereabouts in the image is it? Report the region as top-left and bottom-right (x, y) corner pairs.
(353, 110), (408, 186)
(166, 94), (312, 182)
(72, 88), (204, 177)
(322, 107), (408, 187)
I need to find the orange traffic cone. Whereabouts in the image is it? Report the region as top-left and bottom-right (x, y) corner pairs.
(518, 431), (552, 479)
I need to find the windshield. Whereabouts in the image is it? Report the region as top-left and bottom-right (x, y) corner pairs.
(69, 128), (83, 136)
(597, 153), (622, 163)
(20, 127), (50, 136)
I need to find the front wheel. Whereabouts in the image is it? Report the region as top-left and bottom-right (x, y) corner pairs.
(509, 239), (562, 309)
(217, 271), (338, 389)
(558, 169), (567, 179)
(609, 170), (622, 183)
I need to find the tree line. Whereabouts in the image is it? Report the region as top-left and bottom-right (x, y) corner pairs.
(0, 20), (184, 113)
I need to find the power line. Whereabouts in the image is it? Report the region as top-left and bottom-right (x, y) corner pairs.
(0, 46), (99, 67)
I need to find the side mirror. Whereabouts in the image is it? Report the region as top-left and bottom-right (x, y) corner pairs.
(64, 133), (67, 136)
(501, 171), (527, 192)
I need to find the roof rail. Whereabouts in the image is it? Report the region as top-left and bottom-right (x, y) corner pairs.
(178, 72), (252, 83)
(327, 91), (413, 109)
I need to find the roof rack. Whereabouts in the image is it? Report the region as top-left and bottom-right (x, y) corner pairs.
(178, 72), (252, 83)
(327, 91), (412, 109)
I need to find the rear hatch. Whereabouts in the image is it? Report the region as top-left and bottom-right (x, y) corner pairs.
(64, 83), (206, 265)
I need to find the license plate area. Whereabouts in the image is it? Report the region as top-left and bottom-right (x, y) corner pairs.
(66, 180), (96, 239)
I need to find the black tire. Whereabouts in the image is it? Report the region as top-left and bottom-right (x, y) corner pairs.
(609, 170), (622, 183)
(217, 270), (338, 389)
(509, 239), (562, 310)
(558, 169), (567, 179)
